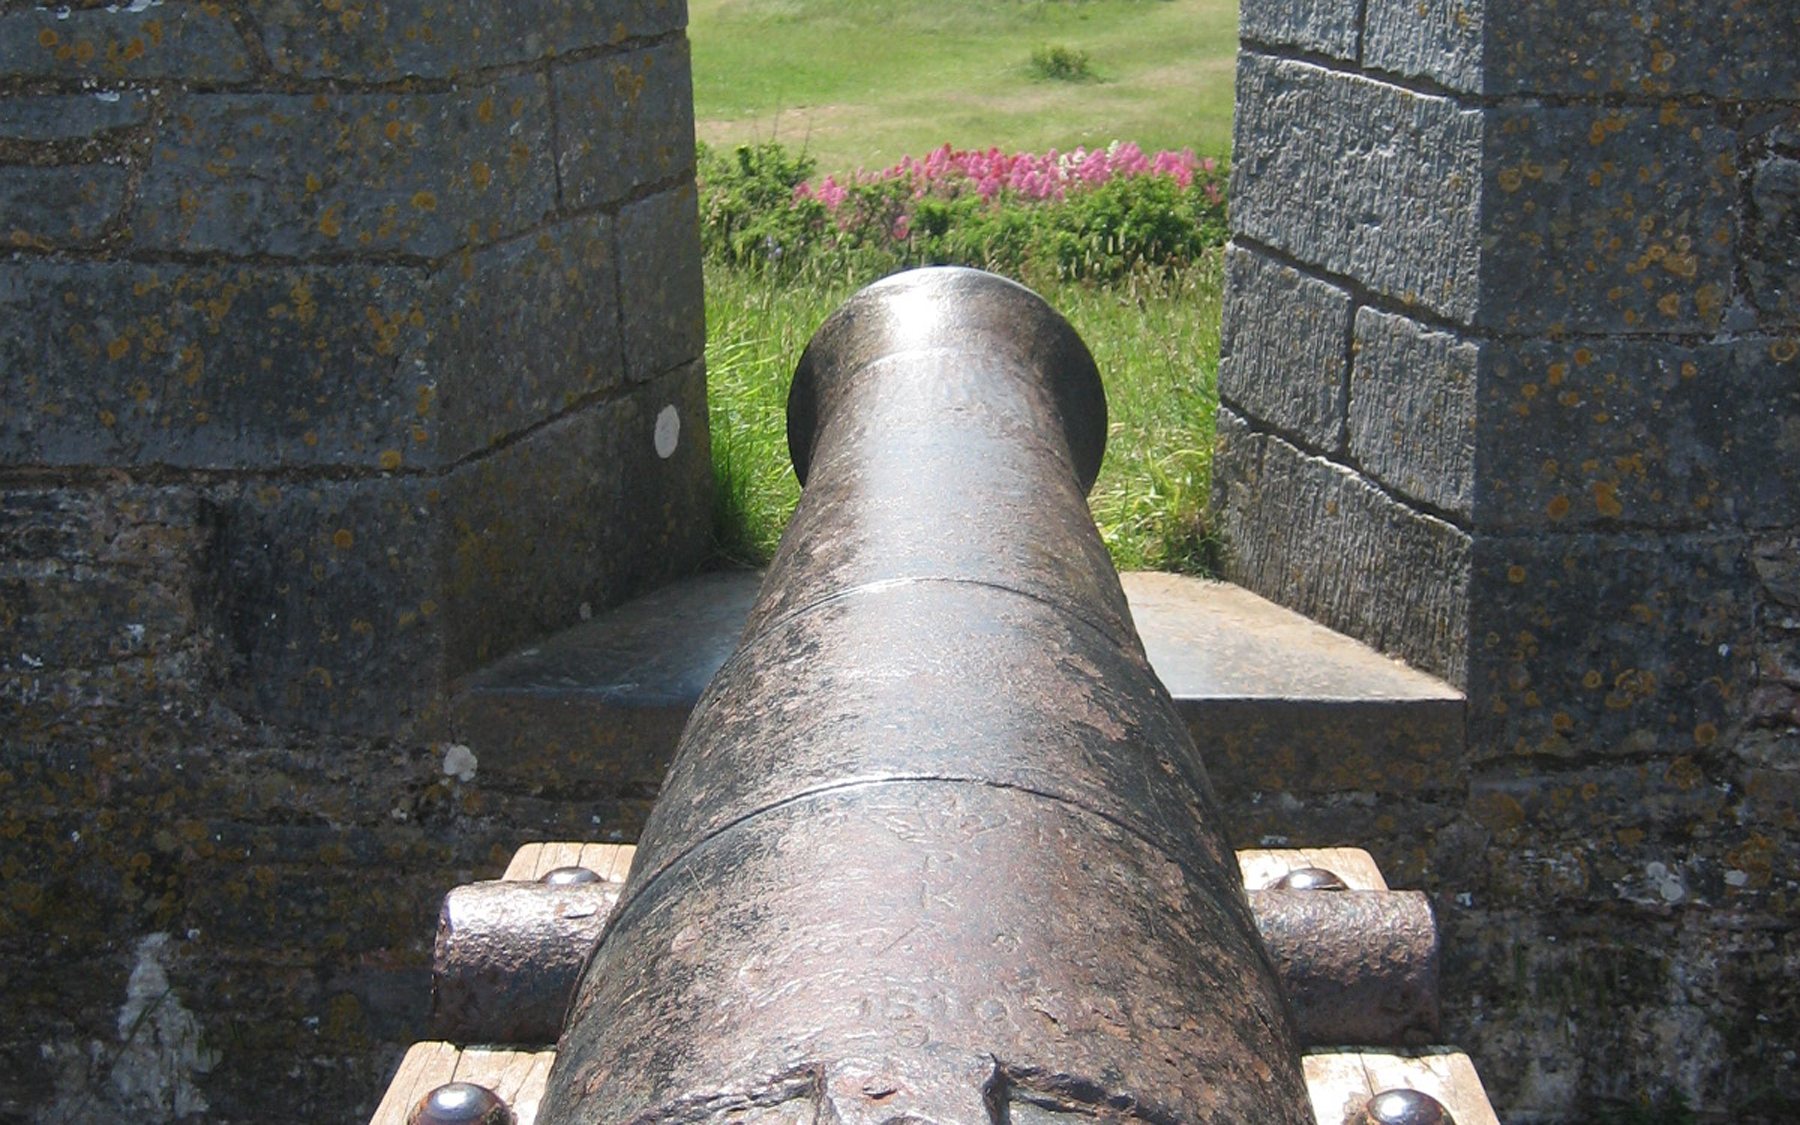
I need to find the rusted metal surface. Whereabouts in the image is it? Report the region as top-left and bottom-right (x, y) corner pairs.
(431, 871), (1437, 1049)
(431, 881), (622, 1045)
(537, 268), (1312, 1125)
(1247, 889), (1440, 1045)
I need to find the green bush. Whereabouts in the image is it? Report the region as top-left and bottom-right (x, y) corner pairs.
(694, 140), (1230, 286)
(696, 141), (827, 272)
(1030, 43), (1095, 82)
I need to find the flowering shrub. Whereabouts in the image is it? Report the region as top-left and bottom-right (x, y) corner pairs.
(799, 141), (1217, 207)
(697, 140), (1228, 283)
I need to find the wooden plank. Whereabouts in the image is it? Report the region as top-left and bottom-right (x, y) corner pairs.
(504, 842), (637, 883)
(501, 843), (544, 881)
(1302, 1049), (1499, 1125)
(368, 1041), (460, 1125)
(1301, 1048), (1373, 1125)
(1356, 1049), (1500, 1125)
(535, 842), (588, 878)
(455, 1048), (558, 1125)
(1237, 847), (1388, 891)
(498, 1049), (557, 1125)
(576, 842), (636, 882)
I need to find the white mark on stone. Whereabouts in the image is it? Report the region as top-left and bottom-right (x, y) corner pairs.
(1718, 643), (1730, 657)
(94, 90), (122, 103)
(579, 601), (593, 622)
(1455, 892), (1474, 907)
(442, 743), (478, 782)
(1725, 869), (1749, 887)
(39, 933), (216, 1123)
(1646, 860), (1686, 903)
(20, 653), (42, 668)
(654, 404), (681, 459)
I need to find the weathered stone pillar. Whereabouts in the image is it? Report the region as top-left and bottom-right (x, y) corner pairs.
(1216, 1), (1798, 1118)
(1, 3), (708, 1119)
(2, 0), (710, 733)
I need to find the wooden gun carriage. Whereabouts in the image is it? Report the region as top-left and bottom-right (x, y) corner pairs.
(370, 269), (1498, 1125)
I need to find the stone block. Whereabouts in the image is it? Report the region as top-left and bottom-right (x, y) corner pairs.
(440, 360), (712, 674)
(205, 475), (444, 732)
(1365, 0), (1800, 99)
(1231, 54), (1484, 323)
(247, 0), (689, 80)
(1476, 335), (1800, 531)
(1237, 0), (1359, 61)
(1, 224), (643, 471)
(544, 0), (688, 54)
(0, 485), (203, 687)
(1218, 243), (1351, 454)
(0, 258), (435, 471)
(1479, 103), (1737, 334)
(1359, 0), (1486, 92)
(0, 164), (126, 247)
(1748, 154), (1799, 325)
(134, 77), (556, 259)
(203, 358), (710, 731)
(1213, 408), (1472, 685)
(1349, 307), (1477, 516)
(1469, 764), (1731, 859)
(248, 0), (549, 80)
(553, 38), (696, 210)
(617, 181), (705, 381)
(0, 92), (149, 142)
(1232, 59), (1740, 334)
(429, 214), (623, 459)
(1467, 533), (1756, 763)
(0, 3), (250, 82)
(1755, 535), (1800, 610)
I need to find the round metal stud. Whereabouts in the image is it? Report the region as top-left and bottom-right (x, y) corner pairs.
(1270, 866), (1348, 891)
(1351, 1087), (1451, 1125)
(540, 865), (603, 885)
(410, 1081), (513, 1125)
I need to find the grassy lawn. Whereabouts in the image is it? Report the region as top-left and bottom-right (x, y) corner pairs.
(692, 0), (1240, 572)
(690, 0), (1239, 174)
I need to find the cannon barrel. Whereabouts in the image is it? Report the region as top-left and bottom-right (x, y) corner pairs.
(537, 268), (1314, 1124)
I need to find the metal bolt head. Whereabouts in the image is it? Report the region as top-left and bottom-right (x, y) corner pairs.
(410, 1082), (513, 1125)
(540, 865), (603, 885)
(1271, 866), (1348, 891)
(1352, 1088), (1451, 1125)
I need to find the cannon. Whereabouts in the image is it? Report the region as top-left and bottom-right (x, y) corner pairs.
(373, 268), (1481, 1125)
(539, 266), (1308, 1124)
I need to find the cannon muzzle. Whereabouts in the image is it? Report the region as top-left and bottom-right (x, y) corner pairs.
(537, 268), (1313, 1125)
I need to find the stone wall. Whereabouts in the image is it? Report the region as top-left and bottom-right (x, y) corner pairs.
(0, 2), (710, 1120)
(1215, 1), (1799, 1120)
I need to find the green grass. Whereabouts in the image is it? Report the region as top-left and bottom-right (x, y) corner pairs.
(705, 258), (1224, 571)
(692, 0), (1239, 572)
(690, 0), (1239, 175)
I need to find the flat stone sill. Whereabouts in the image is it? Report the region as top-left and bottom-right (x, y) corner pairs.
(449, 569), (1465, 829)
